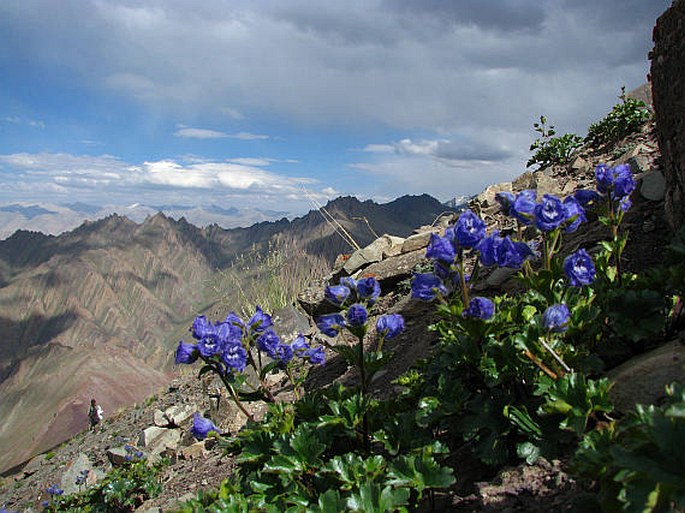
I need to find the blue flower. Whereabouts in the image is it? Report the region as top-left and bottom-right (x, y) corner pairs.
(272, 343), (294, 364)
(197, 333), (223, 358)
(411, 273), (448, 301)
(256, 329), (281, 354)
(248, 306), (273, 333)
(574, 189), (602, 207)
(563, 196), (586, 233)
(324, 284), (352, 306)
(452, 210), (486, 248)
(356, 277), (381, 305)
(612, 164), (636, 199)
(476, 231), (533, 269)
(175, 341), (199, 364)
(495, 191), (515, 212)
(595, 164), (613, 194)
(595, 163), (636, 201)
(317, 313), (346, 337)
(46, 484), (64, 496)
(462, 297), (495, 320)
(534, 194), (567, 232)
(291, 334), (310, 353)
(347, 303), (368, 327)
(511, 190), (537, 225)
(426, 233), (456, 263)
(191, 413), (219, 440)
(304, 346), (326, 365)
(191, 315), (213, 340)
(376, 314), (405, 339)
(224, 311), (245, 327)
(543, 304), (570, 333)
(215, 321), (243, 345)
(563, 249), (596, 287)
(340, 277), (357, 291)
(221, 342), (248, 372)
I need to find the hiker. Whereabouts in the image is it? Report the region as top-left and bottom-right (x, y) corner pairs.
(88, 399), (104, 431)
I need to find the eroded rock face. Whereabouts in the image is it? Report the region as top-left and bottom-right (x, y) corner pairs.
(651, 0), (685, 231)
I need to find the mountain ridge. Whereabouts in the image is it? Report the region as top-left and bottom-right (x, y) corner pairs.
(0, 193), (449, 473)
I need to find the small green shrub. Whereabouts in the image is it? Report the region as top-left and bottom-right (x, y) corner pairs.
(585, 87), (652, 148)
(574, 383), (685, 513)
(44, 451), (56, 461)
(43, 459), (166, 512)
(527, 115), (583, 170)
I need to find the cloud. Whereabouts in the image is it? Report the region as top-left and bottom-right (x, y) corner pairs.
(3, 116), (45, 129)
(0, 0), (667, 135)
(0, 152), (323, 210)
(174, 127), (270, 140)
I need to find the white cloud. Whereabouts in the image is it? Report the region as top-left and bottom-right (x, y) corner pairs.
(2, 116), (46, 129)
(174, 127), (270, 140)
(0, 151), (320, 207)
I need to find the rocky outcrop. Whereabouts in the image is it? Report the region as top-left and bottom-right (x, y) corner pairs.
(651, 0), (685, 231)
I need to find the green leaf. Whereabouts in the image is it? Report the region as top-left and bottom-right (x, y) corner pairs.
(346, 483), (409, 513)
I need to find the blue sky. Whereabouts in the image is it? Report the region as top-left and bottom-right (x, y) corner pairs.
(0, 0), (671, 218)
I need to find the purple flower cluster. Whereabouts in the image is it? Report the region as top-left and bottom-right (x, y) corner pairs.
(323, 276), (381, 307)
(573, 163), (636, 214)
(317, 276), (405, 341)
(46, 485), (64, 497)
(175, 306), (326, 374)
(412, 209), (535, 307)
(496, 190), (587, 234)
(476, 230), (535, 269)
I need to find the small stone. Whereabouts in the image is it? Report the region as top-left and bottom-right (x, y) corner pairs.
(628, 154), (651, 174)
(532, 172), (562, 196)
(343, 237), (390, 274)
(401, 231), (435, 254)
(640, 170), (666, 201)
(511, 171), (534, 191)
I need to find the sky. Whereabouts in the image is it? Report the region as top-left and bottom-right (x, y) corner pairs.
(0, 0), (672, 218)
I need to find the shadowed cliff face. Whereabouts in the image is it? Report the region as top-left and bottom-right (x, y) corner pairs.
(0, 195), (447, 473)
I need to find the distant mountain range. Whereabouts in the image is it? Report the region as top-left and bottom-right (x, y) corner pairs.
(0, 194), (449, 473)
(0, 202), (291, 240)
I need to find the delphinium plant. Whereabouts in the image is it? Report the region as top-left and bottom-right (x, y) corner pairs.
(403, 165), (633, 465)
(175, 305), (326, 422)
(317, 276), (405, 447)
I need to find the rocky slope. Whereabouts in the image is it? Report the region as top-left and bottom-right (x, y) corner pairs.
(0, 195), (447, 475)
(1, 100), (677, 512)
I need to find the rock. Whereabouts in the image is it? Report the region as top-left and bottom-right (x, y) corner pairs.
(532, 172), (562, 196)
(22, 454), (48, 477)
(607, 341), (685, 413)
(139, 426), (168, 447)
(571, 156), (591, 173)
(381, 235), (406, 258)
(473, 182), (513, 207)
(618, 143), (647, 163)
(179, 442), (208, 461)
(363, 249), (427, 287)
(107, 446), (130, 466)
(640, 169), (667, 201)
(60, 453), (99, 495)
(401, 231), (435, 254)
(343, 237), (390, 274)
(163, 404), (195, 427)
(512, 171), (534, 191)
(153, 409), (168, 427)
(628, 154), (651, 174)
(484, 267), (517, 289)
